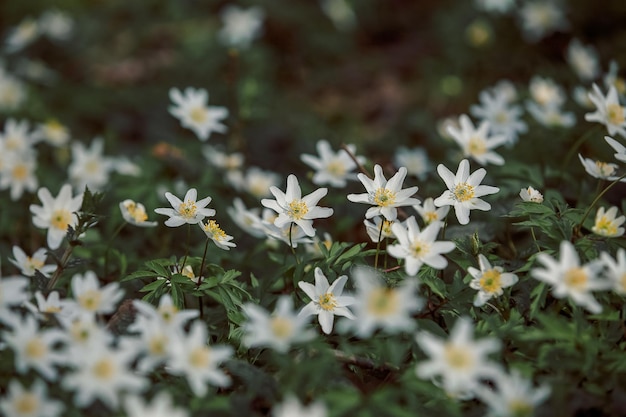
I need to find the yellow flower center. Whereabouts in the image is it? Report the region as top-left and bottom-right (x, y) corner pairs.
(149, 335), (168, 356)
(424, 211), (439, 224)
(495, 111), (508, 124)
(189, 346), (210, 368)
(78, 290), (102, 311)
(620, 273), (626, 293)
(190, 106), (208, 123)
(25, 338), (46, 359)
(44, 305), (62, 314)
(70, 323), (91, 342)
(327, 160), (347, 177)
(411, 241), (431, 258)
(93, 358), (116, 380)
(373, 188), (396, 207)
(479, 269), (502, 293)
(366, 287), (398, 317)
(5, 135), (21, 150)
(178, 201), (198, 219)
(287, 200), (309, 220)
(453, 183), (475, 202)
(12, 163), (29, 180)
(594, 216), (618, 236)
(203, 220), (227, 241)
(124, 201), (148, 223)
(443, 344), (473, 370)
(615, 78), (626, 95)
(159, 305), (178, 323)
(26, 256), (45, 271)
(508, 399), (534, 417)
(14, 393), (39, 415)
(318, 293), (337, 311)
(51, 209), (72, 231)
(595, 161), (616, 177)
(564, 267), (588, 290)
(270, 316), (294, 340)
(607, 103), (625, 125)
(85, 159), (100, 174)
(382, 220), (394, 236)
(182, 265), (196, 280)
(468, 136), (487, 156)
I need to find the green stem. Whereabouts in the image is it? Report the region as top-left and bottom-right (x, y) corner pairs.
(47, 244), (74, 290)
(289, 223), (299, 265)
(103, 223), (126, 278)
(530, 226), (541, 253)
(197, 238), (211, 287)
(374, 219), (384, 270)
(181, 224), (191, 271)
(577, 172), (626, 231)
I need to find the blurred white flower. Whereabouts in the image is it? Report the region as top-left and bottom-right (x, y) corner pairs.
(600, 248), (626, 294)
(0, 152), (38, 200)
(448, 114), (508, 166)
(68, 137), (115, 192)
(34, 119), (70, 147)
(320, 0), (356, 31)
(9, 246), (56, 277)
(4, 17), (39, 53)
(218, 5), (264, 49)
(300, 139), (364, 187)
(592, 206), (625, 238)
(124, 392), (189, 417)
(227, 197), (266, 238)
(414, 197), (450, 225)
(585, 84), (626, 138)
(470, 88), (527, 145)
(0, 379), (64, 417)
(64, 271), (124, 316)
(30, 184), (83, 249)
(415, 317), (501, 398)
(273, 395), (328, 417)
(517, 0), (568, 42)
(394, 147), (431, 180)
(526, 102), (576, 128)
(169, 87), (228, 141)
(38, 9), (74, 41)
(567, 39), (600, 82)
(203, 145), (244, 171)
(227, 166), (280, 199)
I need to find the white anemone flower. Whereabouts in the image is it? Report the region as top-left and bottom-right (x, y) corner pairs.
(475, 369), (551, 417)
(227, 197), (266, 238)
(600, 248), (626, 295)
(387, 217), (456, 276)
(470, 88), (527, 145)
(35, 119), (70, 147)
(519, 186), (544, 203)
(155, 188), (216, 227)
(68, 137), (115, 192)
(592, 206), (625, 237)
(0, 379), (64, 417)
(261, 174), (333, 237)
(448, 114), (508, 166)
(363, 216), (396, 243)
(169, 87), (228, 141)
(415, 317), (501, 399)
(578, 154), (618, 180)
(585, 84), (626, 138)
(517, 0), (568, 43)
(272, 395), (328, 417)
(124, 392), (189, 417)
(300, 139), (364, 187)
(65, 271), (124, 315)
(393, 146), (431, 180)
(468, 254), (519, 307)
(199, 219), (236, 250)
(29, 184), (83, 250)
(167, 321), (233, 397)
(605, 136), (626, 162)
(9, 246), (56, 277)
(567, 39), (600, 82)
(297, 267), (356, 334)
(241, 296), (315, 353)
(0, 153), (38, 201)
(347, 164), (420, 221)
(531, 240), (611, 313)
(414, 197), (450, 225)
(218, 5), (264, 49)
(119, 199), (158, 227)
(434, 159), (500, 225)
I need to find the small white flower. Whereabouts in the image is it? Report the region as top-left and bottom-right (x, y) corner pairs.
(241, 296), (315, 353)
(298, 267), (356, 334)
(68, 137), (115, 192)
(0, 70), (26, 112)
(448, 114), (508, 166)
(24, 291), (72, 322)
(474, 0), (516, 14)
(531, 240), (611, 313)
(167, 320), (233, 397)
(592, 206), (625, 237)
(4, 17), (39, 53)
(0, 153), (38, 200)
(218, 5), (264, 49)
(34, 119), (70, 147)
(468, 254), (519, 307)
(300, 139), (364, 187)
(169, 87), (228, 141)
(604, 60), (626, 99)
(519, 186), (544, 203)
(154, 188), (216, 227)
(387, 217), (456, 276)
(119, 199), (158, 227)
(203, 145), (244, 171)
(578, 154), (618, 180)
(0, 118), (39, 155)
(393, 146), (431, 180)
(132, 293), (199, 333)
(38, 9), (74, 41)
(600, 248), (626, 295)
(474, 369), (551, 417)
(526, 102), (576, 128)
(124, 392), (189, 417)
(227, 166), (280, 198)
(415, 317), (501, 398)
(347, 164), (420, 221)
(261, 174), (333, 237)
(605, 135), (626, 162)
(199, 219), (236, 250)
(414, 197), (450, 225)
(342, 267), (422, 337)
(321, 0), (356, 31)
(529, 76), (566, 107)
(9, 246), (56, 277)
(434, 159), (500, 225)
(363, 216), (396, 243)
(272, 395), (328, 417)
(65, 271), (124, 315)
(227, 197), (266, 238)
(517, 0), (568, 42)
(0, 379), (64, 417)
(585, 84), (626, 138)
(567, 39), (600, 82)
(29, 184), (83, 250)
(261, 220), (315, 248)
(0, 274), (30, 326)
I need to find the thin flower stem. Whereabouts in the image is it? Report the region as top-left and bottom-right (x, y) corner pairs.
(530, 226), (541, 253)
(197, 238), (211, 287)
(181, 224), (191, 271)
(576, 172), (626, 231)
(47, 244), (74, 290)
(289, 223), (300, 265)
(340, 144), (370, 178)
(374, 220), (384, 270)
